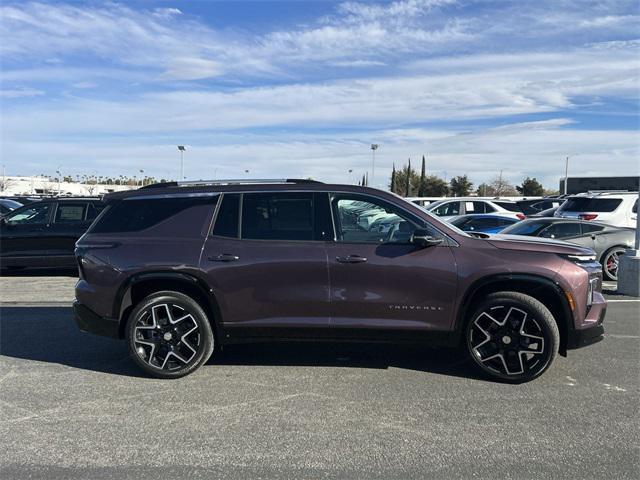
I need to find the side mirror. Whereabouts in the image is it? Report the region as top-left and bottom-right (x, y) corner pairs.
(410, 229), (443, 248)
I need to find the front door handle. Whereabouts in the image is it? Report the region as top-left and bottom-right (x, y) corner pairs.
(208, 254), (240, 262)
(336, 255), (367, 264)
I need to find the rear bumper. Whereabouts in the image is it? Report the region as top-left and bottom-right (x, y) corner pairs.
(73, 301), (120, 338)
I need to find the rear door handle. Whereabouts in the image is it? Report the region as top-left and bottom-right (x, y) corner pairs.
(208, 254), (240, 262)
(336, 255), (367, 264)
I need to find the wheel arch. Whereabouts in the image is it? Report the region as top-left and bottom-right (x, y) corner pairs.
(456, 274), (573, 356)
(114, 271), (223, 341)
(599, 244), (627, 263)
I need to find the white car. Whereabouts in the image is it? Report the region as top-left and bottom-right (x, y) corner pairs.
(554, 192), (638, 228)
(425, 198), (525, 221)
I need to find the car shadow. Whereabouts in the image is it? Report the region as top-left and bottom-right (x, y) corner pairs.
(0, 306), (484, 381)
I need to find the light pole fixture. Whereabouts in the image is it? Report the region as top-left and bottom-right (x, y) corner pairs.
(55, 169), (62, 196)
(370, 144), (379, 187)
(178, 145), (186, 180)
(563, 154), (577, 195)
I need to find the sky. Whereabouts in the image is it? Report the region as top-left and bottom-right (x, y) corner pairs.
(0, 0), (639, 190)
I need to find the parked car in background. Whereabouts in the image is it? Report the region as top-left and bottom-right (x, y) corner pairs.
(500, 218), (634, 280)
(0, 197), (105, 269)
(406, 197), (442, 207)
(426, 198), (525, 221)
(74, 179), (605, 382)
(554, 191), (638, 228)
(517, 197), (564, 216)
(0, 198), (23, 216)
(449, 214), (520, 234)
(528, 206), (560, 218)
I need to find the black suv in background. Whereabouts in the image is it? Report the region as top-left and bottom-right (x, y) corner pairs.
(0, 197), (104, 270)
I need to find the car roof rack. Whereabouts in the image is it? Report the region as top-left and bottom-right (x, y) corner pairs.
(140, 178), (322, 189)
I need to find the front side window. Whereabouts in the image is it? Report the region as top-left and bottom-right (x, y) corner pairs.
(332, 195), (435, 244)
(54, 203), (87, 223)
(5, 203), (51, 225)
(241, 192), (320, 241)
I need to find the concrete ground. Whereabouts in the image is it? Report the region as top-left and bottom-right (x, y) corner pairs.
(0, 276), (638, 479)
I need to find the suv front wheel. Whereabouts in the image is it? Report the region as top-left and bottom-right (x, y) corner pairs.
(466, 292), (559, 383)
(126, 291), (215, 379)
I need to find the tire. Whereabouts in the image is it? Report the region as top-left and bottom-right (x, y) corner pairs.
(126, 291), (214, 379)
(601, 246), (626, 281)
(466, 292), (559, 383)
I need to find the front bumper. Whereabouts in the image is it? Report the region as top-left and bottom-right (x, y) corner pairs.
(566, 291), (606, 350)
(73, 301), (120, 339)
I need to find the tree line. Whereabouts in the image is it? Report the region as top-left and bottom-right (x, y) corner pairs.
(386, 156), (554, 197)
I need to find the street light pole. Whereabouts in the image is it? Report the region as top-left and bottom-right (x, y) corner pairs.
(177, 146), (186, 180)
(563, 154), (577, 195)
(564, 156), (569, 195)
(370, 144), (379, 187)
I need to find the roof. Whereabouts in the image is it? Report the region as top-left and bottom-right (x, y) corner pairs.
(571, 191), (638, 197)
(103, 179), (391, 202)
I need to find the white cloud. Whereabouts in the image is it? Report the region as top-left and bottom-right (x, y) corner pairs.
(0, 87), (44, 98)
(2, 121), (637, 189)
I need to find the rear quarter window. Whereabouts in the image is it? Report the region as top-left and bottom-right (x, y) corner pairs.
(90, 196), (217, 233)
(561, 198), (622, 212)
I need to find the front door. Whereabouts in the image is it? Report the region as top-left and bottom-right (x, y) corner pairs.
(327, 193), (458, 333)
(200, 192), (333, 337)
(0, 202), (54, 266)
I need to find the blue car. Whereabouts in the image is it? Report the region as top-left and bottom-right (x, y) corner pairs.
(448, 214), (520, 234)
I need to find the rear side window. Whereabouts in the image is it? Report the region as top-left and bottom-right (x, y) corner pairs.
(494, 201), (521, 212)
(540, 222), (582, 239)
(91, 196), (217, 233)
(561, 198), (622, 212)
(54, 203), (87, 223)
(86, 203), (106, 222)
(581, 223), (606, 233)
(466, 217), (500, 229)
(432, 201), (460, 216)
(212, 194), (240, 238)
(241, 192), (316, 241)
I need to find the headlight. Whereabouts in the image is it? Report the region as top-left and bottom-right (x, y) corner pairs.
(564, 254), (596, 262)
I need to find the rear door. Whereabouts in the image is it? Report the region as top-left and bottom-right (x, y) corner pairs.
(47, 201), (96, 266)
(200, 191), (332, 337)
(326, 193), (457, 334)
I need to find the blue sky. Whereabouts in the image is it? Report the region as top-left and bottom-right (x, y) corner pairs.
(1, 0), (638, 189)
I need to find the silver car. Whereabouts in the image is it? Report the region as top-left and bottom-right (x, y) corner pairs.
(500, 218), (634, 280)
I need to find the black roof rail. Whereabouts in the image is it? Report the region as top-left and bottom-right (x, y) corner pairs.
(140, 178), (322, 189)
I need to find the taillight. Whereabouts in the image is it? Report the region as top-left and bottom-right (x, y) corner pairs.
(579, 213), (598, 221)
(516, 213), (526, 220)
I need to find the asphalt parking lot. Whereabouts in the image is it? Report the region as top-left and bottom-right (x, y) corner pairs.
(0, 275), (638, 480)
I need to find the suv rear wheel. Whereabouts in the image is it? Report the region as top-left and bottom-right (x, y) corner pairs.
(466, 292), (559, 383)
(126, 291), (214, 379)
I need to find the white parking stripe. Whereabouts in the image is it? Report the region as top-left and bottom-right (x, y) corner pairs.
(606, 299), (640, 303)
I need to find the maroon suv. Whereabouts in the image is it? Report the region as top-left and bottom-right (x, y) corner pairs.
(74, 180), (606, 382)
